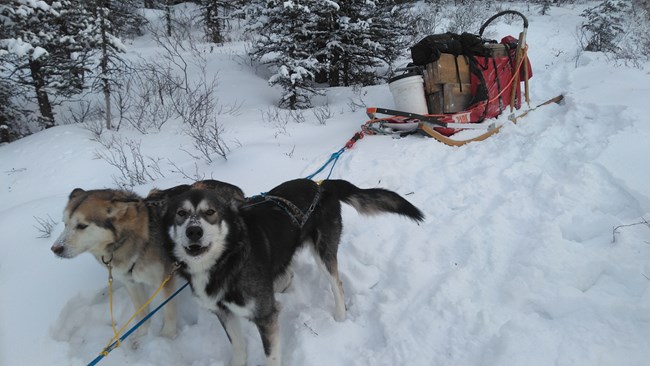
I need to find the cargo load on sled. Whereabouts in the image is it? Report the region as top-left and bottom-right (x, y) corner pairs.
(364, 11), (561, 146)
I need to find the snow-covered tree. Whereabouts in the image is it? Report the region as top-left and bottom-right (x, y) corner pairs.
(0, 0), (102, 128)
(0, 79), (26, 143)
(249, 0), (408, 108)
(251, 0), (334, 109)
(199, 0), (235, 44)
(101, 0), (148, 38)
(1, 1), (65, 127)
(87, 2), (128, 130)
(580, 0), (629, 53)
(1, 0), (128, 130)
(327, 0), (408, 86)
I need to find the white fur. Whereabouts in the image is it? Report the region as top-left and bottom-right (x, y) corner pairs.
(52, 210), (114, 259)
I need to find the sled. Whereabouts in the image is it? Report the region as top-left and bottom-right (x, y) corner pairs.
(365, 10), (547, 146)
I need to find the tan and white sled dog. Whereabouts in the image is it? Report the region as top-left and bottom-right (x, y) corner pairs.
(51, 188), (177, 339)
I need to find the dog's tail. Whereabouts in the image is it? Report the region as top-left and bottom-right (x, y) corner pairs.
(320, 180), (425, 223)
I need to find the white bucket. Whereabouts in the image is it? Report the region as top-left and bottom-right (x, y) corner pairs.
(388, 74), (428, 114)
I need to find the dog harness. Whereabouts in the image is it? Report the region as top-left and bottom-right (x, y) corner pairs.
(243, 186), (321, 228)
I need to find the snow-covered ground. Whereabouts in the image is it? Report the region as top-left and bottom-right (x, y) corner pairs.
(1, 3), (649, 366)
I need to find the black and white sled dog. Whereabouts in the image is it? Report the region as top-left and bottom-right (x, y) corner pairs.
(161, 178), (424, 366)
(51, 188), (179, 340)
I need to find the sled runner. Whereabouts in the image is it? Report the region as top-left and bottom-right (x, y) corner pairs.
(365, 10), (547, 146)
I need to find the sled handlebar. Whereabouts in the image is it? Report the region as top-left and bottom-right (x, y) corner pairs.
(479, 10), (528, 37)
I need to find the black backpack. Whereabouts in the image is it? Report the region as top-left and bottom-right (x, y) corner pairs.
(410, 32), (492, 66)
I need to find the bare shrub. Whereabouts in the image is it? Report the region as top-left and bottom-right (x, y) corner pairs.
(33, 214), (57, 238)
(446, 2), (492, 35)
(94, 135), (164, 188)
(261, 106), (290, 137)
(167, 159), (207, 181)
(347, 85), (368, 113)
(312, 103), (332, 125)
(63, 100), (105, 140)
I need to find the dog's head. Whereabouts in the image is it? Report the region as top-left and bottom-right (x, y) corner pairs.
(164, 181), (245, 269)
(51, 188), (142, 259)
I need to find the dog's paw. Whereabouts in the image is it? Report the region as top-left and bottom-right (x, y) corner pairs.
(227, 358), (247, 366)
(333, 302), (347, 322)
(334, 310), (346, 322)
(129, 338), (141, 350)
(159, 325), (177, 339)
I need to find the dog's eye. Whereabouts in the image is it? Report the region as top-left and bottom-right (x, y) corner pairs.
(76, 223), (88, 230)
(177, 210), (187, 217)
(205, 209), (216, 216)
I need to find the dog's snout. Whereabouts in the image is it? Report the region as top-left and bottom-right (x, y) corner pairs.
(186, 226), (203, 241)
(51, 244), (64, 255)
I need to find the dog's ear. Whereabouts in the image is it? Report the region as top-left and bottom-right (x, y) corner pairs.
(145, 184), (191, 216)
(147, 184), (192, 201)
(193, 180), (246, 201)
(69, 188), (85, 199)
(107, 199), (139, 220)
(227, 188), (245, 206)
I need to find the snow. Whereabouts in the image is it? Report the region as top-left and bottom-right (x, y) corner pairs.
(1, 3), (650, 366)
(0, 38), (49, 59)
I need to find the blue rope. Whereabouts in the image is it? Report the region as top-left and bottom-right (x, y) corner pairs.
(305, 147), (345, 180)
(87, 282), (190, 366)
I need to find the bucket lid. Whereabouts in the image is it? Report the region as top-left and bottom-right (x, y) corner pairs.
(389, 72), (422, 84)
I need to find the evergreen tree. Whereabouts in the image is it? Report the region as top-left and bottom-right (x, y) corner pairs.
(86, 1), (128, 130)
(1, 0), (128, 131)
(200, 0), (234, 44)
(328, 0), (408, 86)
(581, 0), (630, 53)
(251, 0), (334, 109)
(249, 0), (408, 107)
(103, 0), (148, 38)
(0, 79), (26, 143)
(1, 1), (66, 127)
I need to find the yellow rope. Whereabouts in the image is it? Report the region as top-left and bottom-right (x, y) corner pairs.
(102, 264), (121, 356)
(99, 263), (178, 357)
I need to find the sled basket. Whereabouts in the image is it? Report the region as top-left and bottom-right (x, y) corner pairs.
(366, 10), (533, 142)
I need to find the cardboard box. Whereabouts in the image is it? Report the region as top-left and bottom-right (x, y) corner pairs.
(485, 43), (508, 58)
(443, 83), (473, 113)
(427, 92), (444, 114)
(424, 54), (470, 85)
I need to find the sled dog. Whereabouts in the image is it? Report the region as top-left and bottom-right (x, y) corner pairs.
(162, 178), (424, 366)
(51, 188), (178, 339)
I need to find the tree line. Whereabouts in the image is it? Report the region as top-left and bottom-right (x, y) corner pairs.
(1, 0), (648, 143)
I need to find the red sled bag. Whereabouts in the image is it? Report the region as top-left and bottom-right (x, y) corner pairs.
(409, 11), (533, 136)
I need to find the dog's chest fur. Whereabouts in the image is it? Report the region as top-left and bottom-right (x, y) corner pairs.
(188, 269), (255, 318)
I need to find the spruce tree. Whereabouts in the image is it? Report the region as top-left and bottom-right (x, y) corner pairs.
(328, 0), (407, 86)
(200, 0), (235, 44)
(249, 0), (408, 107)
(1, 0), (68, 127)
(251, 0), (334, 109)
(581, 0), (630, 53)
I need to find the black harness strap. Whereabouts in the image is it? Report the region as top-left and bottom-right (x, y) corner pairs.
(491, 57), (504, 113)
(242, 187), (322, 228)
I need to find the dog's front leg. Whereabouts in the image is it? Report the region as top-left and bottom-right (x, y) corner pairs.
(124, 282), (150, 347)
(255, 302), (281, 366)
(159, 275), (177, 338)
(216, 307), (247, 366)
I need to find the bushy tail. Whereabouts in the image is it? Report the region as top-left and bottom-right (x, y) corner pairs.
(320, 180), (425, 223)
